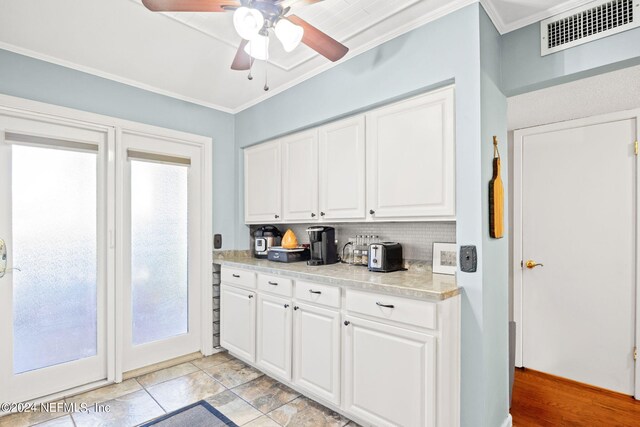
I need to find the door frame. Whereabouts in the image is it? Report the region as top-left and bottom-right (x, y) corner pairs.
(0, 107), (115, 403)
(117, 128), (208, 372)
(512, 108), (640, 398)
(0, 94), (213, 390)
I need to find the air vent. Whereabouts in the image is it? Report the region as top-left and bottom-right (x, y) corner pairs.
(541, 0), (640, 56)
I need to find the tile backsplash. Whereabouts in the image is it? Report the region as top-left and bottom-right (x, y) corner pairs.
(249, 222), (456, 262)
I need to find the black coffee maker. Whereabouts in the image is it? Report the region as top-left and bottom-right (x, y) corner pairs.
(306, 226), (338, 266)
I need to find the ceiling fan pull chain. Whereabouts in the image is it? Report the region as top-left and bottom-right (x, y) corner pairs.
(248, 42), (254, 80)
(264, 37), (270, 91)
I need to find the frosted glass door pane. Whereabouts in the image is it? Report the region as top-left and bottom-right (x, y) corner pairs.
(12, 145), (97, 374)
(131, 160), (188, 345)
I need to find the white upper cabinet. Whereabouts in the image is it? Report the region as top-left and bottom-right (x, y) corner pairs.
(281, 130), (319, 222)
(366, 87), (455, 220)
(244, 141), (282, 224)
(243, 86), (456, 224)
(318, 116), (366, 221)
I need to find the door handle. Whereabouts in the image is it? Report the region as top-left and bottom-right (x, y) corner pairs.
(524, 260), (544, 269)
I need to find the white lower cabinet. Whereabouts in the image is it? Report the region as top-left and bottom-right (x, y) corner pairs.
(220, 284), (256, 362)
(220, 267), (459, 427)
(293, 302), (341, 405)
(256, 293), (293, 380)
(343, 315), (436, 427)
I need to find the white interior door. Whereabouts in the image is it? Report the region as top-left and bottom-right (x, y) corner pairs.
(120, 131), (203, 372)
(0, 112), (112, 402)
(514, 111), (639, 396)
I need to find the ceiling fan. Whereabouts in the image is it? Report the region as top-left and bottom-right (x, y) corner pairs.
(141, 0), (349, 73)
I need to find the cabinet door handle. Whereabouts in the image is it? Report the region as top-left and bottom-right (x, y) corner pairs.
(232, 274), (240, 278)
(311, 213), (316, 218)
(284, 304), (290, 308)
(248, 294), (254, 299)
(320, 212), (325, 217)
(275, 214), (280, 219)
(376, 302), (394, 309)
(344, 320), (351, 326)
(293, 306), (299, 310)
(369, 209), (375, 215)
(309, 290), (322, 294)
(268, 281), (278, 286)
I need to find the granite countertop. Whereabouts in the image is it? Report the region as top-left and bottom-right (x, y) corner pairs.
(214, 255), (460, 301)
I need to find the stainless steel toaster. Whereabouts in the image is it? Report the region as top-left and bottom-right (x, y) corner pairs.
(368, 242), (403, 273)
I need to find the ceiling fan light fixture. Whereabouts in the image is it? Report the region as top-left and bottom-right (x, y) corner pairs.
(233, 7), (264, 40)
(274, 19), (304, 52)
(244, 34), (270, 61)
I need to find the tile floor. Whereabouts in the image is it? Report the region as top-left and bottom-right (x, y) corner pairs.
(0, 352), (359, 427)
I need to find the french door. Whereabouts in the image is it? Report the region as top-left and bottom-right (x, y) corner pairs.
(0, 98), (211, 403)
(119, 131), (203, 371)
(0, 112), (112, 402)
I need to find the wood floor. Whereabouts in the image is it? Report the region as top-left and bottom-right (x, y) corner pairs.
(511, 368), (640, 426)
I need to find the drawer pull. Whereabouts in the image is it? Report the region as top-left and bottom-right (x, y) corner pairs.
(232, 274), (240, 278)
(309, 290), (322, 295)
(284, 304), (290, 308)
(344, 320), (351, 326)
(294, 306), (299, 310)
(248, 294), (254, 299)
(268, 281), (278, 286)
(376, 302), (395, 309)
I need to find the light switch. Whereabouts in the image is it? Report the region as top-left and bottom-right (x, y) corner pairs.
(460, 245), (477, 273)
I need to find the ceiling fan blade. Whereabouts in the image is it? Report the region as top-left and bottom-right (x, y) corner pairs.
(231, 39), (254, 71)
(287, 15), (348, 62)
(141, 0), (240, 12)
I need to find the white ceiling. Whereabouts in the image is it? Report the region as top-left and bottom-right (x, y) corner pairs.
(0, 0), (595, 112)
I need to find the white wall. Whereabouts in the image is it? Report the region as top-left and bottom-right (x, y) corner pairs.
(507, 64), (640, 319)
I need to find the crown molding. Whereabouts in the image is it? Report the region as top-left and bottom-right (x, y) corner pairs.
(0, 42), (235, 114)
(2, 0), (478, 114)
(482, 0), (596, 34)
(232, 0), (478, 112)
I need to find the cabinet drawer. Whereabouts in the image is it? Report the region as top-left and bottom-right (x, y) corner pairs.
(346, 289), (437, 330)
(221, 267), (256, 289)
(258, 274), (293, 297)
(295, 281), (341, 309)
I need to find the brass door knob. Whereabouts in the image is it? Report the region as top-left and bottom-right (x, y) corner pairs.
(525, 260), (544, 269)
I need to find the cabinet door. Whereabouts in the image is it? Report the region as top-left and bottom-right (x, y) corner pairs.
(220, 285), (256, 362)
(256, 294), (292, 380)
(293, 303), (341, 405)
(244, 141), (282, 224)
(318, 116), (366, 220)
(343, 315), (436, 427)
(366, 87), (455, 220)
(282, 130), (318, 222)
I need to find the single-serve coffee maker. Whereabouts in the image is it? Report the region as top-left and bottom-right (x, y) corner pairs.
(306, 226), (338, 266)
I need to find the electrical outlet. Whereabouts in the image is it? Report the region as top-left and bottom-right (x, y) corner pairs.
(460, 245), (477, 273)
(214, 234), (222, 249)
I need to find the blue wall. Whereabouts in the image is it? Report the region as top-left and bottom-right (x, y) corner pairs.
(0, 49), (237, 248)
(480, 8), (509, 427)
(235, 4), (509, 426)
(502, 21), (640, 96)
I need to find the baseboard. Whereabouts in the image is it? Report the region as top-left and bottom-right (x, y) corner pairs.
(501, 414), (513, 427)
